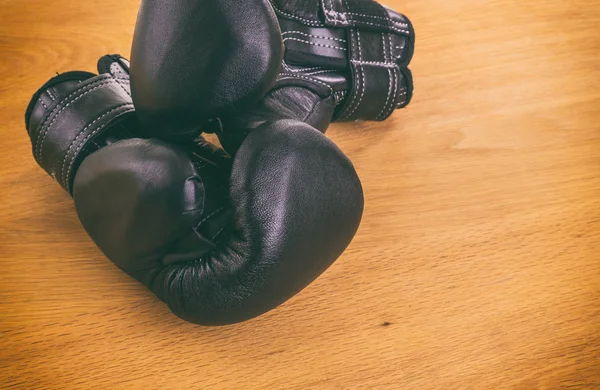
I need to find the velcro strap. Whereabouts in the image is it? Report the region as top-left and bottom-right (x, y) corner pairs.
(272, 0), (414, 122)
(335, 27), (413, 121)
(321, 0), (413, 121)
(34, 75), (134, 193)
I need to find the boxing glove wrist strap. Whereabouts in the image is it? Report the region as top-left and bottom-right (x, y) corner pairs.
(271, 0), (414, 122)
(27, 68), (135, 193)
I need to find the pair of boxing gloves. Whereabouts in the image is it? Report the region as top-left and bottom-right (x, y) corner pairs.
(25, 0), (414, 325)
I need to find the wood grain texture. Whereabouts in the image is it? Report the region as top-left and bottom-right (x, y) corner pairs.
(1, 0), (599, 388)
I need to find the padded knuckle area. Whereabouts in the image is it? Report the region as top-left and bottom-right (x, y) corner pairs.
(131, 0), (283, 139)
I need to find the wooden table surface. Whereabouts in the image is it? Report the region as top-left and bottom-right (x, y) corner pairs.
(1, 1), (599, 388)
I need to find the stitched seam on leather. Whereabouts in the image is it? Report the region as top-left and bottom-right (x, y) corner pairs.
(279, 73), (334, 94)
(382, 68), (399, 120)
(34, 77), (109, 154)
(350, 60), (397, 68)
(282, 31), (346, 43)
(326, 0), (349, 25)
(282, 61), (324, 73)
(39, 99), (48, 109)
(60, 102), (133, 181)
(193, 207), (226, 228)
(326, 0), (410, 32)
(354, 31), (367, 117)
(283, 37), (346, 51)
(342, 30), (366, 120)
(192, 160), (208, 170)
(396, 89), (408, 108)
(47, 89), (56, 101)
(37, 82), (112, 164)
(342, 0), (351, 14)
(345, 12), (409, 28)
(188, 226), (226, 258)
(325, 0), (336, 23)
(383, 32), (398, 119)
(323, 11), (349, 25)
(34, 77), (111, 162)
(389, 32), (405, 112)
(390, 33), (404, 112)
(329, 13), (411, 34)
(339, 29), (360, 120)
(270, 1), (324, 26)
(210, 225), (227, 243)
(111, 64), (128, 78)
(334, 91), (346, 97)
(389, 68), (400, 118)
(377, 34), (393, 120)
(383, 31), (395, 119)
(284, 65), (325, 73)
(334, 0), (344, 12)
(115, 79), (132, 98)
(344, 18), (410, 34)
(394, 42), (406, 63)
(389, 32), (398, 66)
(272, 0), (410, 33)
(383, 33), (389, 63)
(333, 90), (347, 106)
(355, 20), (410, 34)
(63, 104), (134, 188)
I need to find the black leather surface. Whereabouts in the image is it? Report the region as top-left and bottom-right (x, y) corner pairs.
(214, 86), (336, 153)
(26, 56), (364, 325)
(25, 55), (138, 193)
(272, 0), (415, 122)
(73, 121), (363, 325)
(24, 1), (411, 324)
(130, 0), (284, 141)
(215, 0), (415, 153)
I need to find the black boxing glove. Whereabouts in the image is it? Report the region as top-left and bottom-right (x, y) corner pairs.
(214, 0), (415, 153)
(130, 0), (283, 141)
(25, 56), (363, 325)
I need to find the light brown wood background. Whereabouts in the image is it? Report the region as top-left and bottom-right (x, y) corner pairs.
(1, 0), (599, 388)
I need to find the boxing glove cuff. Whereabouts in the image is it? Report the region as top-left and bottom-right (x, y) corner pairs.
(271, 0), (415, 122)
(25, 55), (136, 193)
